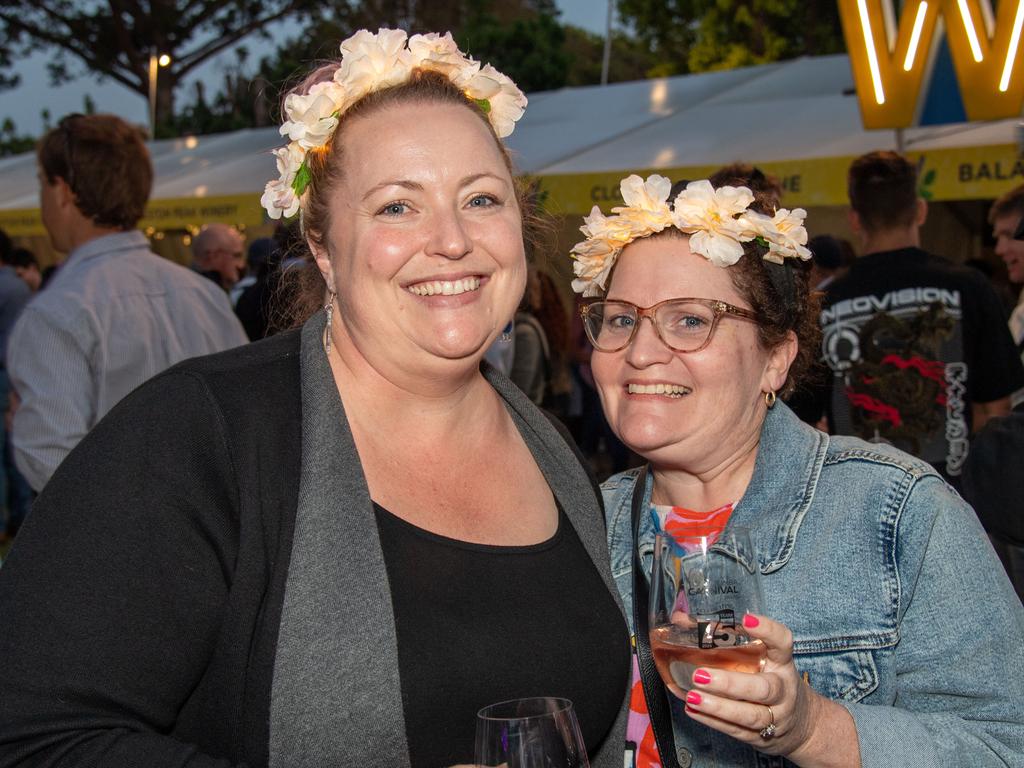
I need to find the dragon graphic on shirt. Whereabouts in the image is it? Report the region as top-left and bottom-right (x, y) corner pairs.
(843, 303), (954, 452)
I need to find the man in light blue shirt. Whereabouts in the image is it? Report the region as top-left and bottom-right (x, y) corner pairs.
(6, 114), (248, 492)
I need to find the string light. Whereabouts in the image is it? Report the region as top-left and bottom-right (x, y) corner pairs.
(958, 0), (985, 62)
(1000, 0), (1024, 91)
(857, 0), (887, 104)
(904, 2), (930, 71)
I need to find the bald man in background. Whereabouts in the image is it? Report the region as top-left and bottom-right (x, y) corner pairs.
(191, 224), (246, 293)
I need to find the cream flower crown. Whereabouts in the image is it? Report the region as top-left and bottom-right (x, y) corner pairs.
(570, 174), (811, 296)
(261, 29), (529, 220)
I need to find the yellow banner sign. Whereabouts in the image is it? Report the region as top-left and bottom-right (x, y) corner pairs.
(533, 144), (1024, 215)
(140, 194), (264, 230)
(0, 194), (265, 237)
(4, 147), (1022, 237)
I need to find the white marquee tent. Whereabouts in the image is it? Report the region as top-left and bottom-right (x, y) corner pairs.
(1, 53), (1019, 236)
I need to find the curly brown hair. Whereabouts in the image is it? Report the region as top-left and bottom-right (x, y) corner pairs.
(726, 238), (820, 399)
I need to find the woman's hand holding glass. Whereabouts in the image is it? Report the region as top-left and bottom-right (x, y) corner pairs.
(650, 529), (847, 763)
(681, 610), (829, 759)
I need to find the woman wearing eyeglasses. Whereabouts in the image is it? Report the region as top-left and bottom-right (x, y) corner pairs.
(573, 175), (1024, 767)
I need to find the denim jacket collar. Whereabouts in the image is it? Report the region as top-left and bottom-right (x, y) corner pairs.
(631, 404), (829, 577)
(729, 403), (829, 574)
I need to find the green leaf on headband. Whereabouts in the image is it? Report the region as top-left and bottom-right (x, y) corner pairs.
(755, 235), (770, 248)
(292, 161), (312, 198)
(475, 98), (492, 114)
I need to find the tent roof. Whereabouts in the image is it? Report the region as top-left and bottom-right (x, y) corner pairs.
(505, 54), (1014, 174)
(1, 53), (1017, 219)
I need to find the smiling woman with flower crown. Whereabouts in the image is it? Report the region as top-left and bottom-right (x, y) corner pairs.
(0, 30), (630, 768)
(577, 174), (1024, 767)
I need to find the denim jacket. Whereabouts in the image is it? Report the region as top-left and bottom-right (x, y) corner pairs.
(604, 404), (1024, 768)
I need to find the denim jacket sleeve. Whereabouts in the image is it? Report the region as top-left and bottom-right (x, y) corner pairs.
(844, 473), (1024, 767)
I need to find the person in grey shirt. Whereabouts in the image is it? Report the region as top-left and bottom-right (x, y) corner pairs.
(6, 114), (247, 492)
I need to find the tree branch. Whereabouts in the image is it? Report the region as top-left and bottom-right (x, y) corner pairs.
(175, 3), (302, 75)
(105, 0), (146, 75)
(0, 10), (143, 92)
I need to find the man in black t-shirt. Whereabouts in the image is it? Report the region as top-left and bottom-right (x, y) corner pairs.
(819, 151), (1024, 485)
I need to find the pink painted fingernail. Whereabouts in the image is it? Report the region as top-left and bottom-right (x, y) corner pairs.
(693, 669), (712, 685)
(686, 691), (702, 706)
(743, 613), (760, 628)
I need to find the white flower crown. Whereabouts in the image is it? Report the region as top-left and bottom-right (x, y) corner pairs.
(570, 174), (811, 296)
(261, 29), (529, 220)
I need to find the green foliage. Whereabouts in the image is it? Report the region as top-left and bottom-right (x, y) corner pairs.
(0, 0), (317, 134)
(171, 0), (576, 135)
(0, 117), (34, 157)
(561, 26), (663, 86)
(2, 0), (849, 140)
(458, 8), (568, 93)
(617, 0), (845, 74)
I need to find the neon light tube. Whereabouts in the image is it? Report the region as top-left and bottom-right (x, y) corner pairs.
(958, 0), (985, 62)
(858, 0), (887, 103)
(1000, 0), (1024, 91)
(904, 2), (929, 71)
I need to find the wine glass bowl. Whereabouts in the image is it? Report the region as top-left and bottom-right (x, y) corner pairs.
(649, 527), (766, 696)
(475, 696), (589, 768)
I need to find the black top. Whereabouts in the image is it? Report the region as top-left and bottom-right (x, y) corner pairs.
(0, 328), (630, 767)
(374, 501), (630, 768)
(819, 247), (1024, 483)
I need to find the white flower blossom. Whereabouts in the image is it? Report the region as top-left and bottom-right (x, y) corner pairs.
(617, 174), (672, 213)
(407, 32), (464, 77)
(568, 175), (814, 295)
(763, 208), (811, 264)
(261, 179), (300, 220)
(336, 28), (412, 101)
(670, 180), (756, 267)
(272, 143), (305, 186)
(280, 81), (343, 149)
(456, 64), (528, 137)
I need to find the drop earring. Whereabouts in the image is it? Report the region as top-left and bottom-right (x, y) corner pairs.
(323, 292), (336, 354)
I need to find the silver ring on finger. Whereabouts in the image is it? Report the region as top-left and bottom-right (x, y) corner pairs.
(759, 704), (778, 739)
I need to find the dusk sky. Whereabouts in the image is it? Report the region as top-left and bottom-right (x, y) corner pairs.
(0, 0), (610, 137)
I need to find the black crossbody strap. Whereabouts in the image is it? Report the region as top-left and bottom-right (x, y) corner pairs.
(631, 466), (681, 768)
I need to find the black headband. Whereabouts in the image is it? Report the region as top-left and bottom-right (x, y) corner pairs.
(764, 260), (798, 327)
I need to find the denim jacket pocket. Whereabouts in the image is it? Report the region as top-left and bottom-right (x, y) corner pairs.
(793, 647), (880, 704)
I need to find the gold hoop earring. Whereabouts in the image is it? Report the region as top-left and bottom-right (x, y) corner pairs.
(764, 390), (777, 409)
(323, 292), (336, 354)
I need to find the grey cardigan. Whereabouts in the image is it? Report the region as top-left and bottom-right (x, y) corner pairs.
(272, 318), (629, 766)
(0, 317), (629, 768)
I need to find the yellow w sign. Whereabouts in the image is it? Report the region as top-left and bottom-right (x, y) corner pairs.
(838, 0), (1024, 128)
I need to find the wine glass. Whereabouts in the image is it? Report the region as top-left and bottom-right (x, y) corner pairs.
(474, 697), (589, 768)
(649, 526), (766, 697)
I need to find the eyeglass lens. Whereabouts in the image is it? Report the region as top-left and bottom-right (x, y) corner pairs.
(584, 300), (719, 352)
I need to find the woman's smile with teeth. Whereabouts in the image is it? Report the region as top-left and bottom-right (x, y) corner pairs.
(407, 277), (481, 296)
(627, 383), (692, 397)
